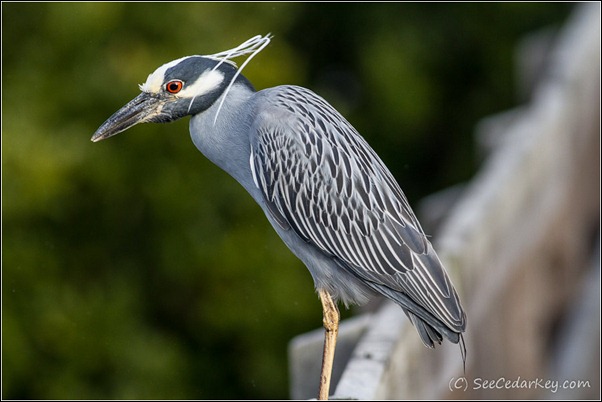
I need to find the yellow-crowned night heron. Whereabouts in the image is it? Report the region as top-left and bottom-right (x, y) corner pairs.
(92, 35), (466, 400)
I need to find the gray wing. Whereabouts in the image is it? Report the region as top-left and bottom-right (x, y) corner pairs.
(249, 85), (466, 342)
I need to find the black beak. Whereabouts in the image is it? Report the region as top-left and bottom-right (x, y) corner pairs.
(91, 92), (165, 142)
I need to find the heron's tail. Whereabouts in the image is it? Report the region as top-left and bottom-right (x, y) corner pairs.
(392, 292), (467, 372)
(366, 280), (466, 369)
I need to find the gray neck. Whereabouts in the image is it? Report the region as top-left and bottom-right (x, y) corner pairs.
(189, 83), (259, 198)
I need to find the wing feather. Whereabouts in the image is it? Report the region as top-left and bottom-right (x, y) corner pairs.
(249, 85), (465, 337)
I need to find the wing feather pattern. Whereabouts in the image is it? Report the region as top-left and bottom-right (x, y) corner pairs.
(249, 85), (466, 346)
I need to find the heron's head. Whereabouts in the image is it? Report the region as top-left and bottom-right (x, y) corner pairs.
(92, 34), (271, 142)
(91, 57), (248, 142)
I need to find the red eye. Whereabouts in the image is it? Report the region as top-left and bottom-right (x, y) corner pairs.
(165, 80), (183, 94)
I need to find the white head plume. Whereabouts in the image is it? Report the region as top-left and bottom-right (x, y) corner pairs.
(207, 34), (272, 125)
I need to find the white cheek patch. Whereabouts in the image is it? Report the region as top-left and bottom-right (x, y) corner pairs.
(139, 56), (190, 94)
(178, 69), (224, 98)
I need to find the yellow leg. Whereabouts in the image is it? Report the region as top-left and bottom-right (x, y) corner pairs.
(317, 289), (340, 400)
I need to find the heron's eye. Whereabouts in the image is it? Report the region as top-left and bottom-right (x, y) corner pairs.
(166, 80), (184, 94)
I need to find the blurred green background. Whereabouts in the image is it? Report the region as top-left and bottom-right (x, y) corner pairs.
(3, 3), (572, 399)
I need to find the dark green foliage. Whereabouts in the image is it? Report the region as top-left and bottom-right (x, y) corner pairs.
(2, 3), (571, 399)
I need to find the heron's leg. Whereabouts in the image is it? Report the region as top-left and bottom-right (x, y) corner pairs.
(317, 289), (340, 400)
